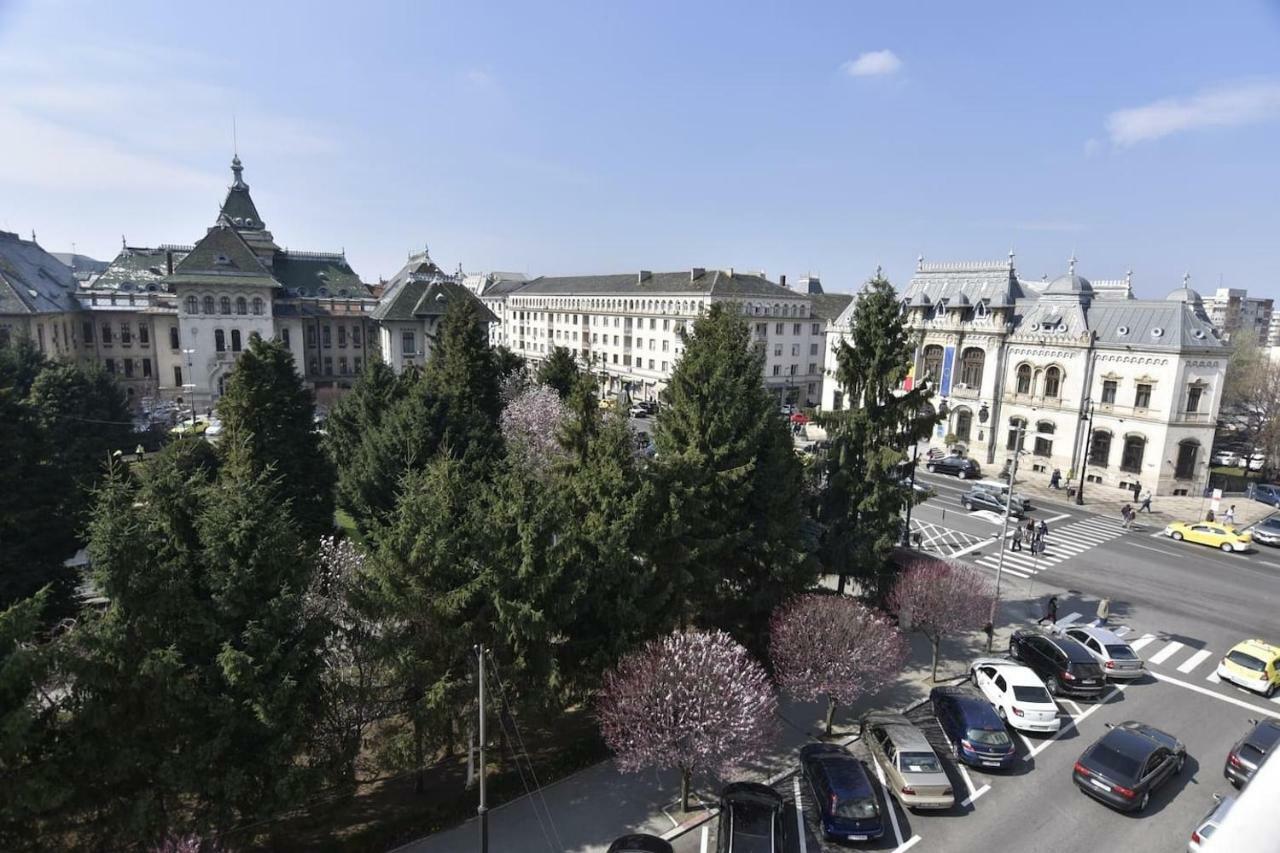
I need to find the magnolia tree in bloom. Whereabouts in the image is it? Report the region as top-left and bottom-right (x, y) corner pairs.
(888, 559), (994, 681)
(770, 594), (908, 735)
(597, 630), (777, 812)
(500, 384), (569, 473)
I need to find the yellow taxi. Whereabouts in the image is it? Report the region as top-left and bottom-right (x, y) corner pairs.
(1161, 521), (1252, 552)
(1216, 639), (1280, 698)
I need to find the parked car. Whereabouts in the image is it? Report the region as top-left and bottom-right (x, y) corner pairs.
(799, 743), (884, 843)
(1216, 639), (1280, 698)
(628, 405), (649, 419)
(1247, 516), (1280, 547)
(1008, 629), (1106, 698)
(860, 713), (954, 811)
(960, 486), (1025, 517)
(1058, 625), (1146, 680)
(607, 834), (674, 853)
(716, 782), (784, 853)
(1187, 793), (1235, 852)
(1247, 482), (1280, 507)
(930, 685), (1017, 770)
(1072, 721), (1186, 812)
(1223, 717), (1280, 788)
(969, 657), (1061, 733)
(1162, 521), (1252, 552)
(926, 456), (981, 479)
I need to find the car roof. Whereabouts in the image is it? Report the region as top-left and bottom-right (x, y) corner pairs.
(1115, 721), (1179, 750)
(1036, 632), (1096, 663)
(1064, 625), (1128, 645)
(802, 747), (874, 795)
(721, 782), (783, 810)
(868, 719), (933, 750)
(1093, 727), (1161, 761)
(1231, 639), (1280, 658)
(971, 657), (1042, 685)
(607, 834), (675, 853)
(1244, 719), (1280, 751)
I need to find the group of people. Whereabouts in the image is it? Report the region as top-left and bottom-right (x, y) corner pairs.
(1011, 517), (1049, 553)
(1120, 489), (1155, 528)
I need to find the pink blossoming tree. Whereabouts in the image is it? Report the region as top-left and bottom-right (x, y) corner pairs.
(888, 559), (994, 681)
(500, 384), (569, 473)
(597, 630), (777, 812)
(770, 594), (908, 735)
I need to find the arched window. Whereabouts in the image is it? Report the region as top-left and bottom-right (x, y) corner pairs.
(252, 297), (264, 316)
(235, 296), (247, 315)
(231, 329), (242, 352)
(203, 295), (215, 314)
(1015, 363), (1032, 394)
(220, 296), (231, 315)
(1044, 365), (1062, 398)
(1007, 417), (1027, 451)
(214, 329), (226, 352)
(1037, 420), (1056, 434)
(186, 295), (198, 314)
(960, 347), (985, 388)
(1174, 439), (1199, 480)
(954, 408), (973, 442)
(1088, 430), (1112, 467)
(1034, 421), (1054, 457)
(1120, 435), (1146, 473)
(922, 345), (945, 386)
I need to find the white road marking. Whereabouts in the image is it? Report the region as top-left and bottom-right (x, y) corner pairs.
(1042, 512), (1074, 524)
(1016, 731), (1036, 754)
(1207, 670), (1221, 684)
(960, 782), (991, 808)
(1113, 626), (1132, 637)
(950, 535), (1002, 559)
(1027, 685), (1127, 758)
(699, 824), (708, 853)
(894, 837), (923, 853)
(1129, 634), (1158, 651)
(1149, 641), (1185, 665)
(1120, 542), (1170, 556)
(1056, 612), (1083, 627)
(871, 753), (906, 849)
(1060, 699), (1084, 717)
(1178, 649), (1213, 674)
(1150, 529), (1169, 538)
(1147, 671), (1280, 718)
(792, 775), (808, 853)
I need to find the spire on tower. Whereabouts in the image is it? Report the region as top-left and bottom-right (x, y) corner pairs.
(230, 155), (248, 190)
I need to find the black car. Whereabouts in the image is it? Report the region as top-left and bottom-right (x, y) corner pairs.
(716, 782), (784, 853)
(959, 487), (1024, 517)
(799, 743), (884, 843)
(607, 835), (674, 853)
(1072, 721), (1186, 812)
(1224, 717), (1280, 788)
(1008, 629), (1106, 697)
(925, 455), (981, 480)
(930, 685), (1017, 770)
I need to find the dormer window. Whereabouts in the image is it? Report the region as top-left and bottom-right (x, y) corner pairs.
(974, 300), (988, 319)
(214, 254), (231, 266)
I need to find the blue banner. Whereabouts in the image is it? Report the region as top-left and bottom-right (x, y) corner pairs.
(940, 346), (956, 396)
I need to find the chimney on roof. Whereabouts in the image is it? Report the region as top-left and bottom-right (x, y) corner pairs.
(691, 267), (705, 281)
(638, 270), (652, 284)
(780, 274), (787, 288)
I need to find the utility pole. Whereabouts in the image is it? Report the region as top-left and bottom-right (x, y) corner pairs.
(1075, 399), (1094, 506)
(477, 644), (488, 853)
(900, 440), (921, 547)
(987, 424), (1025, 651)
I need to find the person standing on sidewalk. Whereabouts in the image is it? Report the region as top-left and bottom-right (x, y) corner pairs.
(1037, 595), (1059, 626)
(1132, 480), (1142, 502)
(1049, 468), (1061, 489)
(1138, 489), (1153, 513)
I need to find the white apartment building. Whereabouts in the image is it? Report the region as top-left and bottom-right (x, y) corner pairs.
(1207, 287), (1272, 346)
(823, 257), (1227, 496)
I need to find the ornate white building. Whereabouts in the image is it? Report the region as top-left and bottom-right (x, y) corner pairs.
(823, 256), (1227, 497)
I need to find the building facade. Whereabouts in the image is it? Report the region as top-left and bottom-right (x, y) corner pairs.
(1206, 287), (1273, 346)
(823, 257), (1227, 497)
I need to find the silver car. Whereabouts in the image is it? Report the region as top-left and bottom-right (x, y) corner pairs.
(861, 712), (954, 811)
(1187, 792), (1234, 852)
(1059, 625), (1146, 680)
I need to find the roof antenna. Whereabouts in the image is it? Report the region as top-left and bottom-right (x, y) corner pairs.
(233, 115), (238, 158)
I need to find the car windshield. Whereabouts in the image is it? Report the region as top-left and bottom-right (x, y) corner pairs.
(1012, 685), (1052, 703)
(967, 728), (1012, 747)
(1105, 644), (1138, 660)
(833, 797), (878, 819)
(899, 751), (941, 773)
(1227, 651), (1267, 672)
(731, 806), (773, 839)
(1086, 745), (1142, 781)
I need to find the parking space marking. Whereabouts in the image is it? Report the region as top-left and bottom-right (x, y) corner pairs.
(1148, 640), (1184, 665)
(792, 775), (808, 853)
(894, 836), (922, 853)
(1129, 633), (1158, 651)
(1147, 670), (1280, 718)
(956, 763), (989, 807)
(1026, 684), (1127, 758)
(1206, 670), (1221, 684)
(1177, 649), (1212, 674)
(699, 824), (708, 853)
(870, 754), (905, 849)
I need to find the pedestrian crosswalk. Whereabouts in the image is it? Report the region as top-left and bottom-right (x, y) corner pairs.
(1097, 624), (1280, 706)
(910, 518), (988, 557)
(971, 515), (1129, 579)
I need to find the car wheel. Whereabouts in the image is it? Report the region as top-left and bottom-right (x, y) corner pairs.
(958, 470), (968, 480)
(1220, 543), (1233, 552)
(1046, 676), (1060, 695)
(962, 500), (971, 510)
(926, 463), (937, 473)
(1136, 792), (1149, 812)
(1175, 753), (1186, 774)
(1172, 531), (1183, 541)
(1266, 681), (1277, 699)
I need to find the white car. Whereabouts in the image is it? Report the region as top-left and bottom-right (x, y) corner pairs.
(969, 657), (1061, 733)
(1058, 625), (1145, 680)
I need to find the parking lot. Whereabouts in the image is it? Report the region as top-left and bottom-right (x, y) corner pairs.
(670, 664), (1277, 853)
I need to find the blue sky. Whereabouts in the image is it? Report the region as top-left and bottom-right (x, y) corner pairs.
(2, 1), (1279, 298)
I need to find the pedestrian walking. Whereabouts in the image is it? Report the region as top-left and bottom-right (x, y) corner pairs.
(1224, 504), (1237, 525)
(1121, 504), (1134, 529)
(1011, 524), (1022, 551)
(1036, 595), (1059, 626)
(1138, 489), (1153, 513)
(1038, 518), (1049, 540)
(1049, 468), (1062, 490)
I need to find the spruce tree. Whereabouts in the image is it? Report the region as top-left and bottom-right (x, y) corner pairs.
(216, 335), (334, 541)
(536, 345), (581, 399)
(325, 356), (402, 469)
(651, 304), (812, 641)
(818, 273), (938, 600)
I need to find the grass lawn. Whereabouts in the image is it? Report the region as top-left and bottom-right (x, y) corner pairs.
(334, 508), (365, 545)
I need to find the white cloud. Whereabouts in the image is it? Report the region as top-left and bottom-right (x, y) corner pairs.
(1106, 80), (1280, 146)
(841, 50), (903, 78)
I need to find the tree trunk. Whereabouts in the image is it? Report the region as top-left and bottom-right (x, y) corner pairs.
(836, 573), (847, 595)
(930, 636), (941, 682)
(825, 695), (838, 736)
(680, 765), (692, 813)
(413, 717), (425, 794)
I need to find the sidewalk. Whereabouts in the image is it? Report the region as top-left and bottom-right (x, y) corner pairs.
(394, 585), (1063, 853)
(1007, 473), (1273, 528)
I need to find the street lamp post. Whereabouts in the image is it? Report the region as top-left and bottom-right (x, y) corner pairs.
(1075, 399), (1095, 506)
(181, 347), (198, 430)
(987, 423), (1026, 651)
(900, 440), (922, 547)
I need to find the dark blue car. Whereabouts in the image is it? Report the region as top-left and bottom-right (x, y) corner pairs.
(930, 685), (1017, 770)
(799, 743), (884, 843)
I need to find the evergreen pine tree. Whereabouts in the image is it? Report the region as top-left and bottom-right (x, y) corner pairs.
(216, 335), (335, 541)
(536, 345), (581, 399)
(325, 356), (402, 468)
(818, 273), (938, 600)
